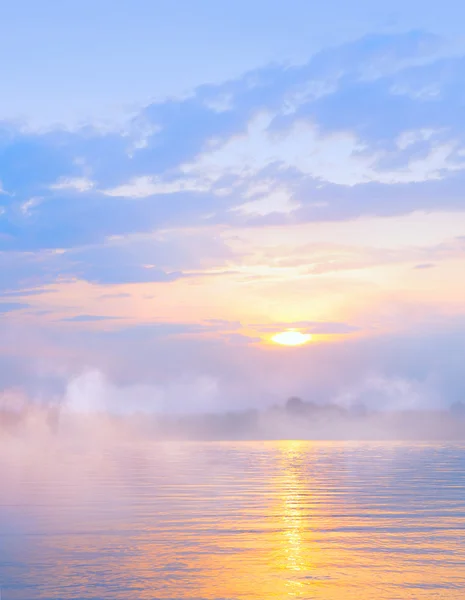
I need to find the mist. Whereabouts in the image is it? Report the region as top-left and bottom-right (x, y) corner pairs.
(1, 368), (464, 444)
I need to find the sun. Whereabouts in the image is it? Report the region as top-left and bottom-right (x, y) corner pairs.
(271, 330), (312, 346)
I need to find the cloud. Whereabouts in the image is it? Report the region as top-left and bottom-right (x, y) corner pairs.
(102, 321), (237, 340)
(50, 177), (94, 192)
(204, 319), (243, 330)
(60, 315), (121, 323)
(0, 225), (235, 291)
(1, 288), (56, 297)
(0, 302), (29, 314)
(99, 292), (132, 299)
(0, 30), (465, 261)
(253, 321), (360, 335)
(1, 28), (465, 416)
(20, 196), (43, 216)
(103, 175), (214, 198)
(3, 313), (465, 414)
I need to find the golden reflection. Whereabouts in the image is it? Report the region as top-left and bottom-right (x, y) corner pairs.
(273, 440), (330, 598)
(279, 441), (307, 574)
(2, 440), (465, 599)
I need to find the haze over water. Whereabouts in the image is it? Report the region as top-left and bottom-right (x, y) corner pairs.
(3, 3), (465, 598)
(1, 440), (464, 599)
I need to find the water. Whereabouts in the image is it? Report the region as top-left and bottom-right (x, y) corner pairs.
(1, 440), (465, 599)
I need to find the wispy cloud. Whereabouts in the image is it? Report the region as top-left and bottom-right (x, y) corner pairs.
(60, 315), (121, 323)
(1, 29), (465, 412)
(50, 177), (94, 192)
(0, 302), (29, 313)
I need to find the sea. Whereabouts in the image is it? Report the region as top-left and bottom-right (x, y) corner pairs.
(1, 440), (464, 599)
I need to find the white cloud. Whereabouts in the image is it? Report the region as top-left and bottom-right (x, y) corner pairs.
(104, 173), (231, 198)
(235, 188), (298, 216)
(21, 196), (43, 216)
(396, 128), (436, 150)
(50, 177), (94, 192)
(0, 181), (12, 196)
(183, 113), (465, 188)
(103, 176), (204, 198)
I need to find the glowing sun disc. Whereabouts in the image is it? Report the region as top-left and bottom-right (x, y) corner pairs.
(271, 331), (312, 346)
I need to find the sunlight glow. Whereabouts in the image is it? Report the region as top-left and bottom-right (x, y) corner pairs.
(271, 331), (312, 346)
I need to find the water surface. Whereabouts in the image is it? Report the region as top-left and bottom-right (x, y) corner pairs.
(1, 440), (464, 599)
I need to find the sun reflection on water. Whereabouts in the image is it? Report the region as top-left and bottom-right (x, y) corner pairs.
(0, 440), (464, 599)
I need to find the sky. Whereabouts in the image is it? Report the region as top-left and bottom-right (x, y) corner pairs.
(1, 1), (465, 414)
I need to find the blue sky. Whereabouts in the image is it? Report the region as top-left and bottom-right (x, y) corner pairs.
(3, 0), (465, 127)
(1, 2), (465, 413)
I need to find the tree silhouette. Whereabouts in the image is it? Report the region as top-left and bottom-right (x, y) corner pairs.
(286, 396), (305, 414)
